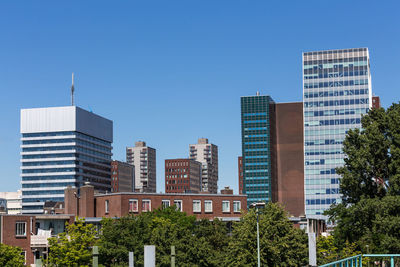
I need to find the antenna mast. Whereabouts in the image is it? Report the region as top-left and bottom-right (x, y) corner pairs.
(71, 73), (75, 106)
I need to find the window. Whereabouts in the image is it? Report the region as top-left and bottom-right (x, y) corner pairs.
(142, 200), (151, 212)
(193, 200), (201, 213)
(15, 222), (26, 236)
(222, 201), (230, 213)
(105, 200), (109, 214)
(204, 200), (213, 213)
(233, 201), (241, 213)
(129, 199), (138, 212)
(162, 200), (170, 209)
(174, 200), (183, 212)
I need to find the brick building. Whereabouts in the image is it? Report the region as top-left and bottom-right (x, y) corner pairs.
(64, 185), (247, 220)
(0, 214), (74, 266)
(111, 160), (134, 192)
(165, 158), (202, 193)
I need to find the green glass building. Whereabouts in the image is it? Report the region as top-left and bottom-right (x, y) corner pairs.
(240, 94), (275, 206)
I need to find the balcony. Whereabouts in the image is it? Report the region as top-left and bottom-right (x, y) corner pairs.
(31, 229), (52, 247)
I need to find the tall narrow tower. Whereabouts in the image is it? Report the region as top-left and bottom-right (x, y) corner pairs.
(189, 138), (218, 193)
(71, 73), (75, 106)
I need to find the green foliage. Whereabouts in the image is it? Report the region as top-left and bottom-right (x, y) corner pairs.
(98, 206), (227, 266)
(317, 235), (359, 265)
(0, 243), (25, 267)
(224, 202), (308, 266)
(326, 103), (400, 254)
(47, 217), (97, 266)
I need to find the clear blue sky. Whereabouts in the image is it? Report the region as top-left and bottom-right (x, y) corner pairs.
(0, 1), (399, 193)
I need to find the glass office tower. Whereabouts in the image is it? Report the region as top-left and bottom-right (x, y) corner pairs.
(20, 106), (113, 213)
(303, 48), (372, 219)
(241, 94), (275, 206)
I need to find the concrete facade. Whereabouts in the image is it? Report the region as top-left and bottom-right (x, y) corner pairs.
(0, 190), (22, 214)
(126, 141), (156, 193)
(189, 138), (218, 193)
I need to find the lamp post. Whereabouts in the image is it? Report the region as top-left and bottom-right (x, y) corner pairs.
(250, 202), (266, 267)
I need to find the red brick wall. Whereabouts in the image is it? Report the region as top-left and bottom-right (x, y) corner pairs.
(95, 193), (247, 220)
(1, 215), (35, 265)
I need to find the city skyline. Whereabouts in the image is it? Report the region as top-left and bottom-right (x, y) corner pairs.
(1, 1), (399, 194)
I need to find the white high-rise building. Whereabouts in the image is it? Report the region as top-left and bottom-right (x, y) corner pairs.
(303, 48), (372, 219)
(0, 190), (22, 214)
(189, 138), (218, 193)
(126, 141), (156, 193)
(20, 106), (113, 213)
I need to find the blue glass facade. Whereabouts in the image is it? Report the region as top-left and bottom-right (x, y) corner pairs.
(303, 48), (372, 219)
(241, 95), (275, 206)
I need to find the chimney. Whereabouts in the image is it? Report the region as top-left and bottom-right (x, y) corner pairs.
(64, 186), (78, 216)
(221, 186), (233, 195)
(79, 184), (95, 217)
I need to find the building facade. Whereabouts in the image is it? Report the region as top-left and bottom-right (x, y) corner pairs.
(189, 138), (218, 193)
(20, 106), (113, 213)
(303, 48), (372, 218)
(111, 161), (134, 193)
(126, 141), (156, 193)
(240, 94), (276, 206)
(275, 102), (304, 217)
(165, 158), (202, 193)
(0, 190), (22, 214)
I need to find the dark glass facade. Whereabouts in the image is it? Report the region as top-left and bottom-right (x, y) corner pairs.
(240, 95), (275, 206)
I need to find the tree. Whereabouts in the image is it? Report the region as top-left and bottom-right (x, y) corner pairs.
(317, 235), (359, 265)
(0, 243), (25, 267)
(99, 206), (229, 266)
(326, 103), (400, 254)
(47, 218), (97, 266)
(223, 202), (308, 266)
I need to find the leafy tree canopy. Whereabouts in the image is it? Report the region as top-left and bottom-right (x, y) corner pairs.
(0, 243), (25, 267)
(326, 104), (400, 254)
(224, 202), (308, 267)
(47, 217), (97, 266)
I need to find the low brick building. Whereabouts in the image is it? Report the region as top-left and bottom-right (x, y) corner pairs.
(0, 214), (74, 266)
(65, 185), (247, 220)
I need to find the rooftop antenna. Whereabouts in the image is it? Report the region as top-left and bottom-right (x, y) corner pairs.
(71, 73), (75, 106)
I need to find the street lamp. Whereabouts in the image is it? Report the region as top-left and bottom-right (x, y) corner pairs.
(250, 202), (266, 267)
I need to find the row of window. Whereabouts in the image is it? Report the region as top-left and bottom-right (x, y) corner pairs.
(303, 58), (367, 67)
(305, 178), (339, 185)
(305, 139), (343, 146)
(304, 70), (368, 79)
(104, 199), (242, 214)
(304, 98), (369, 108)
(304, 61), (368, 70)
(22, 175), (77, 181)
(305, 128), (347, 137)
(244, 148), (268, 152)
(305, 168), (337, 175)
(304, 108), (369, 117)
(243, 112), (266, 117)
(244, 141), (268, 145)
(244, 134), (268, 138)
(303, 55), (367, 63)
(243, 127), (267, 131)
(305, 149), (343, 156)
(245, 169), (268, 173)
(166, 161), (189, 167)
(304, 79), (368, 89)
(305, 118), (361, 127)
(22, 182), (74, 188)
(304, 88), (369, 98)
(22, 160), (76, 167)
(306, 198), (337, 205)
(243, 120), (267, 124)
(305, 158), (344, 166)
(305, 188), (339, 195)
